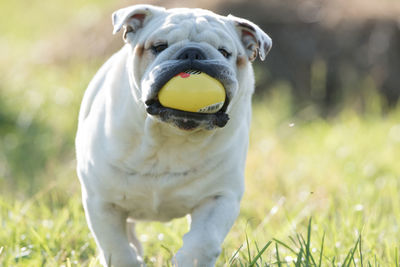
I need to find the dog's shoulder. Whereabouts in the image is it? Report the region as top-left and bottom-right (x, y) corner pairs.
(78, 46), (130, 123)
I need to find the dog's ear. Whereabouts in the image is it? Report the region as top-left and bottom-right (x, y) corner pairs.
(228, 15), (272, 62)
(112, 5), (166, 42)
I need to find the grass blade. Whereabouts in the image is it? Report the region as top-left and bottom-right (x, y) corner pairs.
(289, 235), (299, 247)
(318, 232), (325, 267)
(273, 238), (298, 255)
(342, 235), (360, 267)
(245, 232), (252, 263)
(275, 242), (282, 267)
(248, 241), (272, 267)
(161, 244), (174, 258)
(295, 248), (303, 267)
(229, 244), (243, 265)
(254, 241), (262, 266)
(359, 233), (363, 267)
(295, 233), (317, 266)
(305, 218), (312, 267)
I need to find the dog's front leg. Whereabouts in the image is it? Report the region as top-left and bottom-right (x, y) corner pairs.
(83, 198), (143, 267)
(174, 193), (241, 267)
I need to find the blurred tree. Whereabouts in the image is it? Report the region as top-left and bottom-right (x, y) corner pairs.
(216, 0), (400, 113)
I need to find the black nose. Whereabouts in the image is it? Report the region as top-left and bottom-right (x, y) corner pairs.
(176, 47), (206, 60)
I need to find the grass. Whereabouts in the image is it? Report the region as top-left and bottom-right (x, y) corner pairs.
(1, 95), (400, 266)
(1, 0), (400, 266)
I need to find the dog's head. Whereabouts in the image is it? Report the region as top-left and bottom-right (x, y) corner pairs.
(113, 5), (272, 130)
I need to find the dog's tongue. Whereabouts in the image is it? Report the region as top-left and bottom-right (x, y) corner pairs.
(177, 72), (190, 78)
(175, 70), (202, 78)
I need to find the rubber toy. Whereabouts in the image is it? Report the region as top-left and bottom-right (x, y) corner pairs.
(158, 70), (226, 113)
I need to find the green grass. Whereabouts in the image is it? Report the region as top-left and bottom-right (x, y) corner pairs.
(1, 0), (400, 266)
(1, 96), (400, 266)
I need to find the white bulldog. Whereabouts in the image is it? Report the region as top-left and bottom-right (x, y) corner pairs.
(75, 5), (271, 267)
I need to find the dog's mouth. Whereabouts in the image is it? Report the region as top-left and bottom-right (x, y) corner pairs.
(146, 101), (230, 130)
(143, 59), (237, 130)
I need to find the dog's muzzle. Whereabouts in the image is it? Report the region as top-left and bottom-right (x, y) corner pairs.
(143, 46), (238, 130)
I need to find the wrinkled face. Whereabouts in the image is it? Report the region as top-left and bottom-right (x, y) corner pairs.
(113, 6), (272, 130)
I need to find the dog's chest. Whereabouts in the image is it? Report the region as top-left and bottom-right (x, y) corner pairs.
(121, 188), (191, 221)
(93, 121), (227, 221)
(113, 170), (212, 221)
(109, 138), (220, 221)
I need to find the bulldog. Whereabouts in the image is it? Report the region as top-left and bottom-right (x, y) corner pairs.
(75, 4), (271, 267)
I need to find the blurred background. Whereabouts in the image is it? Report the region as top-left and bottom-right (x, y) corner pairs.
(2, 0), (399, 196)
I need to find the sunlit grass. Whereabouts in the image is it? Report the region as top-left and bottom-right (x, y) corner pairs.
(1, 92), (400, 265)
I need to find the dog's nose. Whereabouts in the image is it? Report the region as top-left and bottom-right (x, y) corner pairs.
(176, 47), (206, 60)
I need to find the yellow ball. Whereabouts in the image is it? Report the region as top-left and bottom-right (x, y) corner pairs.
(158, 70), (226, 113)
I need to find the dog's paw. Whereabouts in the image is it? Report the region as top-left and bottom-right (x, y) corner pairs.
(100, 252), (145, 267)
(172, 246), (220, 267)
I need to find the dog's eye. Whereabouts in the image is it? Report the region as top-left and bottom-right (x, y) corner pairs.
(152, 43), (168, 54)
(218, 48), (232, 59)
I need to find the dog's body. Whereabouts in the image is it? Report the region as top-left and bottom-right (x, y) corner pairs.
(76, 5), (271, 266)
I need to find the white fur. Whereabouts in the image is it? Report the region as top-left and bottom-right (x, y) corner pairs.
(76, 5), (270, 267)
